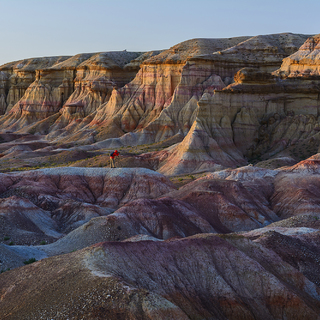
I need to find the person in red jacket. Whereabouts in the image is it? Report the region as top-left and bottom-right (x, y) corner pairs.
(110, 150), (120, 168)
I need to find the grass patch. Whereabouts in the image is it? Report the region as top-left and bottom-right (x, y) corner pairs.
(23, 258), (37, 265)
(0, 268), (10, 273)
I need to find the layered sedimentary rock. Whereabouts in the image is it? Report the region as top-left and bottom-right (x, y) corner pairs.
(208, 160), (320, 220)
(0, 33), (313, 174)
(0, 56), (71, 114)
(155, 34), (320, 174)
(2, 161), (320, 318)
(275, 34), (320, 78)
(1, 233), (320, 319)
(71, 38), (249, 146)
(3, 161), (320, 268)
(48, 51), (144, 139)
(2, 33), (320, 320)
(0, 51), (143, 136)
(0, 196), (62, 244)
(0, 167), (175, 247)
(89, 34), (309, 150)
(190, 33), (311, 80)
(0, 34), (303, 142)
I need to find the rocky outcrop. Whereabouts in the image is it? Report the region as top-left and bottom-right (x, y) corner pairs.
(69, 38), (247, 146)
(161, 34), (319, 172)
(87, 34), (309, 150)
(3, 157), (320, 248)
(0, 167), (175, 246)
(74, 34), (312, 175)
(0, 56), (71, 114)
(2, 162), (320, 319)
(0, 51), (142, 136)
(191, 33), (311, 79)
(48, 51), (143, 138)
(276, 34), (320, 78)
(0, 35), (319, 175)
(4, 162), (320, 265)
(1, 233), (320, 319)
(208, 161), (320, 220)
(3, 33), (320, 320)
(271, 159), (320, 219)
(0, 196), (62, 244)
(0, 33), (313, 174)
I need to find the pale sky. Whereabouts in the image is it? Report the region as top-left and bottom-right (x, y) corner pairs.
(0, 0), (319, 65)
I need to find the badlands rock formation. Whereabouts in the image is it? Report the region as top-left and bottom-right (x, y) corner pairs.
(0, 167), (175, 245)
(276, 34), (320, 78)
(1, 159), (320, 318)
(190, 33), (312, 78)
(160, 33), (320, 174)
(88, 33), (317, 175)
(88, 34), (310, 150)
(2, 32), (320, 319)
(0, 51), (142, 137)
(1, 232), (320, 319)
(0, 56), (70, 114)
(0, 159), (320, 262)
(0, 33), (311, 168)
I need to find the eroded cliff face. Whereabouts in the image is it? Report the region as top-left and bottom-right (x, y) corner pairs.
(0, 33), (316, 175)
(0, 51), (143, 136)
(162, 33), (320, 173)
(3, 33), (320, 320)
(0, 56), (71, 114)
(190, 33), (311, 81)
(276, 34), (320, 78)
(83, 34), (307, 152)
(0, 34), (295, 142)
(50, 37), (250, 145)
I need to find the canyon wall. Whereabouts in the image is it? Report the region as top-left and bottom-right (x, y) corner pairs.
(0, 56), (71, 115)
(190, 34), (320, 165)
(0, 33), (316, 174)
(190, 33), (312, 81)
(0, 51), (142, 135)
(153, 33), (320, 174)
(85, 33), (310, 152)
(47, 37), (251, 144)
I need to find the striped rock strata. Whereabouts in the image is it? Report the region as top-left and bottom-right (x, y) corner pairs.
(1, 233), (320, 319)
(53, 37), (248, 145)
(275, 34), (320, 78)
(0, 167), (175, 246)
(3, 161), (320, 270)
(0, 34), (308, 148)
(88, 34), (309, 150)
(153, 34), (320, 174)
(0, 56), (70, 115)
(0, 51), (142, 135)
(0, 33), (316, 175)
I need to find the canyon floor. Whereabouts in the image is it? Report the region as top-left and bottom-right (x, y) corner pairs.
(1, 33), (320, 319)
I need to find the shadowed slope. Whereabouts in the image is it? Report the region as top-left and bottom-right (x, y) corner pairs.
(1, 234), (320, 319)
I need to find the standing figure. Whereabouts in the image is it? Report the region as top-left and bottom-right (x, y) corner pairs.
(110, 150), (120, 168)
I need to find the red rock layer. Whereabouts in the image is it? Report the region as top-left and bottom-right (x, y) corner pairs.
(0, 167), (176, 245)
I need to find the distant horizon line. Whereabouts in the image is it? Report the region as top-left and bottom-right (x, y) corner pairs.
(0, 31), (317, 67)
